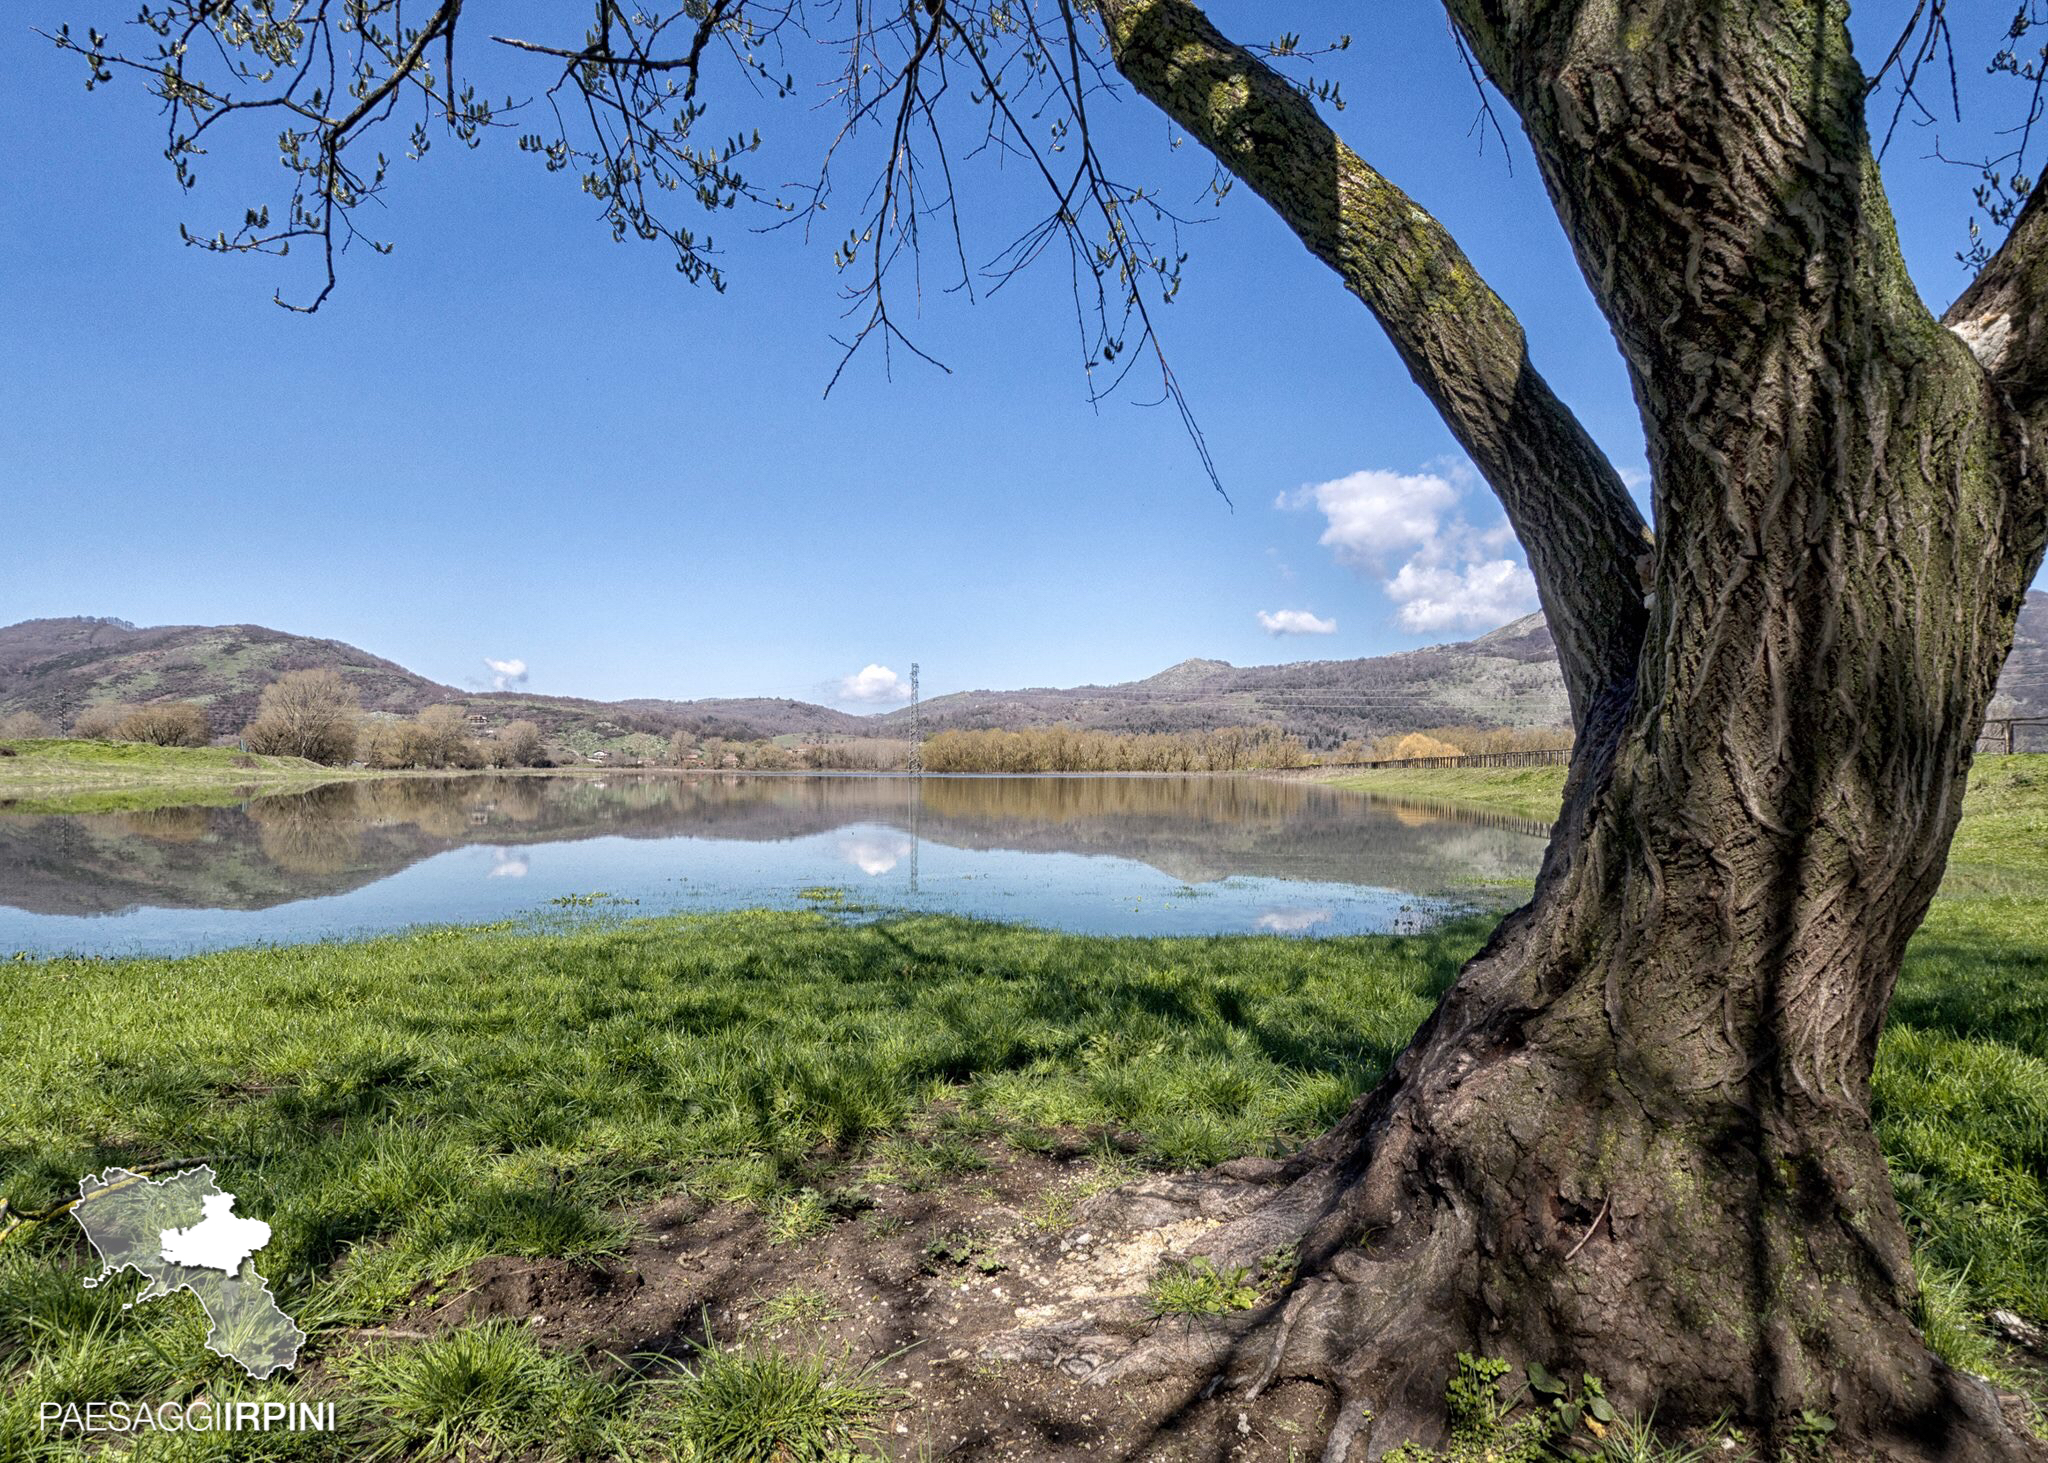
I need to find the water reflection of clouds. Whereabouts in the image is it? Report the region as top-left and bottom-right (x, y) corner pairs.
(0, 774), (1541, 954)
(839, 833), (916, 877)
(1256, 908), (1333, 933)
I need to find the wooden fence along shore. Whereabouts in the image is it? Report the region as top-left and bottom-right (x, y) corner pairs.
(1978, 717), (2048, 755)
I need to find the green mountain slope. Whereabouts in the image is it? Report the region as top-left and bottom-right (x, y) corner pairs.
(0, 618), (868, 746)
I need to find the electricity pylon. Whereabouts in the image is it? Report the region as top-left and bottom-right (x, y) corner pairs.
(907, 662), (922, 776)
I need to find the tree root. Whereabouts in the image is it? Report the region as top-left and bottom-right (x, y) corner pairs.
(981, 1133), (2048, 1462)
(981, 1152), (1478, 1458)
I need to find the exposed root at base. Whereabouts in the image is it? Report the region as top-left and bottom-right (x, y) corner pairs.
(979, 1155), (2048, 1462)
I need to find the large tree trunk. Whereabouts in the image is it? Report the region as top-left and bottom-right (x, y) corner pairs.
(1060, 2), (2048, 1456)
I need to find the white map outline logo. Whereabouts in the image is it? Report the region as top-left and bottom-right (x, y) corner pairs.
(72, 1165), (303, 1379)
(158, 1192), (272, 1274)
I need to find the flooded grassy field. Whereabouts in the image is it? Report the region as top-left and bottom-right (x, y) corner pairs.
(0, 772), (1550, 955)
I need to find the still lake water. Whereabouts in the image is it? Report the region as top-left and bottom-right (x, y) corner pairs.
(0, 773), (1551, 956)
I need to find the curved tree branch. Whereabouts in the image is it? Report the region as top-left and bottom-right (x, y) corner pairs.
(1948, 180), (2048, 446)
(329, 0), (464, 147)
(1095, 0), (1651, 729)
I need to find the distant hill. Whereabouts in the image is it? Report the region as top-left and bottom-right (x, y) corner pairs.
(0, 618), (868, 750)
(865, 595), (2048, 747)
(1991, 591), (2048, 719)
(5, 594), (2045, 753)
(866, 611), (1570, 747)
(0, 619), (449, 733)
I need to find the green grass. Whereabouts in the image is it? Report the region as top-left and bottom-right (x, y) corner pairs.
(0, 738), (361, 813)
(1, 913), (1475, 1310)
(1323, 763), (1569, 822)
(339, 1322), (633, 1461)
(0, 910), (1476, 1454)
(1944, 757), (2048, 880)
(1381, 1355), (1761, 1462)
(766, 1188), (835, 1245)
(754, 1285), (845, 1335)
(664, 1340), (900, 1462)
(1147, 1256), (1259, 1317)
(1874, 767), (2048, 1354)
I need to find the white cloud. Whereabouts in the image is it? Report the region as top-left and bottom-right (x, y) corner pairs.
(1257, 609), (1338, 637)
(1281, 464), (1540, 636)
(1385, 559), (1540, 632)
(484, 657), (528, 691)
(1277, 469), (1459, 566)
(838, 664), (913, 704)
(488, 852), (529, 879)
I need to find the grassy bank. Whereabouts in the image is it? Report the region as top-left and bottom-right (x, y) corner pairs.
(1322, 762), (1569, 822)
(3, 882), (2045, 1452)
(0, 738), (362, 813)
(1, 913), (1483, 1456)
(4, 914), (1480, 1298)
(1323, 753), (2048, 847)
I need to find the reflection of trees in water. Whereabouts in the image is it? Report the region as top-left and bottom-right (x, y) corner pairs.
(650, 775), (1550, 889)
(576, 772), (1348, 834)
(924, 776), (1323, 826)
(488, 781), (549, 824)
(1344, 793), (1552, 839)
(0, 773), (1549, 916)
(247, 783), (366, 875)
(902, 778), (1545, 888)
(596, 773), (1551, 842)
(118, 806), (215, 843)
(353, 778), (490, 838)
(611, 775), (1548, 887)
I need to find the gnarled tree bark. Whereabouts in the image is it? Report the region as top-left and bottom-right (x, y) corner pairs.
(1074, 2), (2048, 1457)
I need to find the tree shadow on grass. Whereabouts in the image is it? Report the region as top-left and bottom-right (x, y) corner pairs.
(1890, 937), (2048, 1057)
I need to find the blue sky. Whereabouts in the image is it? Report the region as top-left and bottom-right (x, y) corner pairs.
(1, 3), (2034, 708)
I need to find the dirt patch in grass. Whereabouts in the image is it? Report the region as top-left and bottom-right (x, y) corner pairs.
(405, 1140), (1335, 1459)
(421, 1253), (641, 1333)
